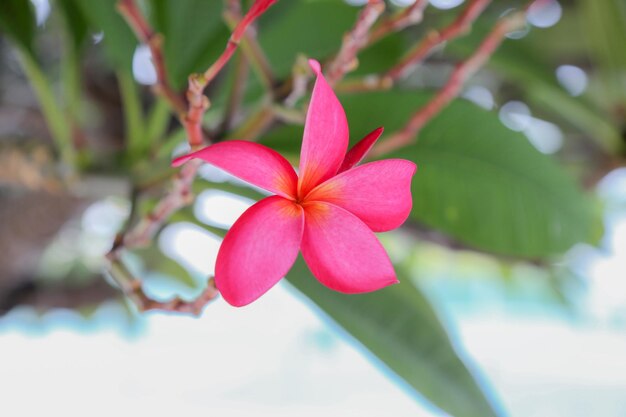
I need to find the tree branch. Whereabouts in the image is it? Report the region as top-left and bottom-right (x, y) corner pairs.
(223, 4), (276, 91)
(117, 0), (187, 115)
(110, 0), (278, 314)
(115, 160), (201, 251)
(368, 0), (429, 45)
(183, 0), (277, 147)
(386, 0), (491, 82)
(326, 0), (386, 86)
(107, 259), (219, 316)
(373, 9), (527, 156)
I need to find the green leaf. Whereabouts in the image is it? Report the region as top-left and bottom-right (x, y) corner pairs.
(579, 0), (626, 107)
(55, 0), (90, 52)
(149, 0), (230, 90)
(263, 91), (596, 257)
(0, 0), (36, 56)
(386, 97), (596, 257)
(71, 0), (137, 70)
(286, 258), (500, 417)
(492, 41), (621, 153)
(448, 22), (622, 153)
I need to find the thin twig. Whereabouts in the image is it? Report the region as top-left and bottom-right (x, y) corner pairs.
(107, 259), (219, 316)
(105, 160), (211, 316)
(117, 0), (187, 115)
(326, 0), (386, 86)
(117, 160), (201, 250)
(284, 55), (312, 107)
(368, 0), (429, 45)
(373, 10), (527, 156)
(386, 0), (491, 81)
(182, 74), (209, 147)
(334, 74), (393, 93)
(223, 7), (276, 90)
(200, 0), (276, 91)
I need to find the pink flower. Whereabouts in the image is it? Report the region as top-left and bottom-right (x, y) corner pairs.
(173, 59), (416, 307)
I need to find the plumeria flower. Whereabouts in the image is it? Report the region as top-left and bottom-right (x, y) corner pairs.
(173, 59), (416, 307)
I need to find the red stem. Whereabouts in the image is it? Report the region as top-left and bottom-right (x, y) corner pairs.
(117, 0), (187, 115)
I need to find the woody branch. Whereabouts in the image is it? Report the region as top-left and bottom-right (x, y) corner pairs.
(368, 0), (429, 45)
(325, 0), (386, 86)
(385, 0), (492, 81)
(117, 0), (187, 115)
(373, 8), (529, 155)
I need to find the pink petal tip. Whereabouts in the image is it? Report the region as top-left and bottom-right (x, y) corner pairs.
(339, 126), (385, 173)
(171, 154), (192, 167)
(308, 59), (322, 75)
(298, 58), (349, 196)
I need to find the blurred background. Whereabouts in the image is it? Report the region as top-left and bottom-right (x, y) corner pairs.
(1, 0), (626, 416)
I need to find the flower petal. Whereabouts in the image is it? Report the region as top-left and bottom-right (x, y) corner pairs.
(216, 196), (304, 307)
(301, 202), (398, 293)
(306, 159), (416, 232)
(172, 141), (298, 198)
(338, 127), (384, 173)
(298, 59), (349, 196)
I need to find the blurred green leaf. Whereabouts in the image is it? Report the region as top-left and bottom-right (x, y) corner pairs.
(491, 41), (621, 153)
(354, 33), (408, 75)
(0, 0), (36, 56)
(56, 0), (90, 131)
(286, 258), (500, 417)
(150, 0), (229, 90)
(71, 0), (137, 69)
(258, 0), (358, 77)
(579, 0), (626, 107)
(449, 23), (622, 153)
(56, 0), (90, 52)
(264, 91), (596, 257)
